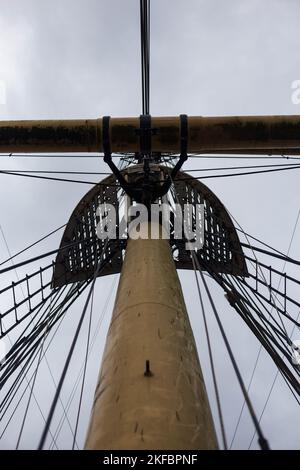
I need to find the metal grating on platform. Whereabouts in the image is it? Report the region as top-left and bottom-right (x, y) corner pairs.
(52, 165), (247, 287)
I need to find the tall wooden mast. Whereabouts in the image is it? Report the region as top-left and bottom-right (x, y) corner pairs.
(84, 222), (218, 449)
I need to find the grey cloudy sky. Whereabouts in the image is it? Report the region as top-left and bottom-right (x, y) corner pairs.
(0, 0), (300, 450)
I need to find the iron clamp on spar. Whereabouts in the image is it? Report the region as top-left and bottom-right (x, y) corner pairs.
(101, 114), (188, 206)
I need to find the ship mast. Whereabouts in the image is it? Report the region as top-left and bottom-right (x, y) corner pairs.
(2, 1), (300, 451)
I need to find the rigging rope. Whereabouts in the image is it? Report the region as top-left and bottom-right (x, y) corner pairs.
(192, 254), (270, 450)
(248, 310), (300, 449)
(2, 162), (300, 176)
(0, 226), (64, 448)
(232, 212), (300, 261)
(210, 270), (300, 389)
(49, 276), (117, 449)
(0, 223), (66, 267)
(191, 252), (227, 449)
(0, 233), (98, 275)
(71, 288), (94, 450)
(0, 169), (119, 187)
(0, 170), (111, 175)
(37, 238), (110, 449)
(2, 152), (300, 160)
(0, 283), (87, 416)
(15, 307), (52, 449)
(185, 162), (300, 172)
(168, 169), (269, 449)
(228, 209), (300, 334)
(0, 286), (72, 447)
(241, 244), (300, 266)
(246, 209), (300, 448)
(188, 154), (300, 160)
(0, 285), (79, 446)
(175, 163), (300, 182)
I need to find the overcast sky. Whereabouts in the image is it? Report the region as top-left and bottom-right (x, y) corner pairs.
(0, 0), (300, 450)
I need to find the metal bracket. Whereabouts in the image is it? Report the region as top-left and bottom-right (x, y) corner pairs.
(101, 114), (189, 202)
(102, 116), (129, 189)
(102, 116), (148, 202)
(170, 114), (188, 178)
(157, 114), (189, 196)
(135, 115), (158, 156)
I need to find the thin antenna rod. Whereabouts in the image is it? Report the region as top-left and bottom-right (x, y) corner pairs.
(140, 0), (150, 115)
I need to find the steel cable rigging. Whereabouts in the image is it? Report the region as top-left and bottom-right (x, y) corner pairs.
(0, 285), (79, 445)
(168, 171), (270, 449)
(37, 238), (111, 449)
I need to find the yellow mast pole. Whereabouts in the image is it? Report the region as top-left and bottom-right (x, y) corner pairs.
(85, 222), (218, 450)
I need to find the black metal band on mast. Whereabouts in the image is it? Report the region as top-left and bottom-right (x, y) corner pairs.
(139, 114), (152, 155)
(102, 115), (111, 157)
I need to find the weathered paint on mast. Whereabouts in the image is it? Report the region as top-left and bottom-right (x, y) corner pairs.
(1, 115), (300, 154)
(85, 223), (218, 450)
